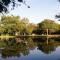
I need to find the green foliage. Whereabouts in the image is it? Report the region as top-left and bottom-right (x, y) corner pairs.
(37, 19), (60, 34)
(0, 16), (60, 35)
(0, 0), (30, 13)
(26, 23), (36, 34)
(0, 16), (30, 35)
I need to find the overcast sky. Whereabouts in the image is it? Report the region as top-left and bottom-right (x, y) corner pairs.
(8, 0), (60, 24)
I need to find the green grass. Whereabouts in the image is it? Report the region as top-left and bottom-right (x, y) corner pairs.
(0, 34), (60, 38)
(0, 35), (15, 38)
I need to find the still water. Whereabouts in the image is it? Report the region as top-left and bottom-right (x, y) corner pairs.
(0, 37), (60, 60)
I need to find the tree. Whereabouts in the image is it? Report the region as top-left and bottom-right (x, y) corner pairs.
(19, 18), (29, 35)
(26, 23), (37, 34)
(0, 26), (5, 35)
(1, 16), (21, 35)
(0, 0), (30, 14)
(37, 19), (60, 34)
(0, 16), (30, 35)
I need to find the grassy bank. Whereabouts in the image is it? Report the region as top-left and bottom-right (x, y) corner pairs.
(0, 35), (60, 38)
(0, 35), (15, 38)
(16, 35), (60, 38)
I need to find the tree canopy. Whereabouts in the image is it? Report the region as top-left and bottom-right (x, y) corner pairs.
(0, 16), (60, 35)
(0, 0), (30, 14)
(33, 19), (60, 35)
(0, 16), (30, 35)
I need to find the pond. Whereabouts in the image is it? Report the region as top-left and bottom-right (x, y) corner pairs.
(0, 37), (60, 60)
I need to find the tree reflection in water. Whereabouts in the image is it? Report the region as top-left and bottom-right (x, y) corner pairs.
(0, 37), (36, 58)
(0, 37), (60, 58)
(32, 37), (60, 54)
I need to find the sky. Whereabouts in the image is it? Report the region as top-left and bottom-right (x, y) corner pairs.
(8, 0), (60, 24)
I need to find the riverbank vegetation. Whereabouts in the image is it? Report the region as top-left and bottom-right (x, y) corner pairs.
(0, 16), (60, 36)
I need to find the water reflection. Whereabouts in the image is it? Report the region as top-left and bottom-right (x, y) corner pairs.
(0, 37), (60, 60)
(0, 37), (36, 59)
(33, 37), (60, 54)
